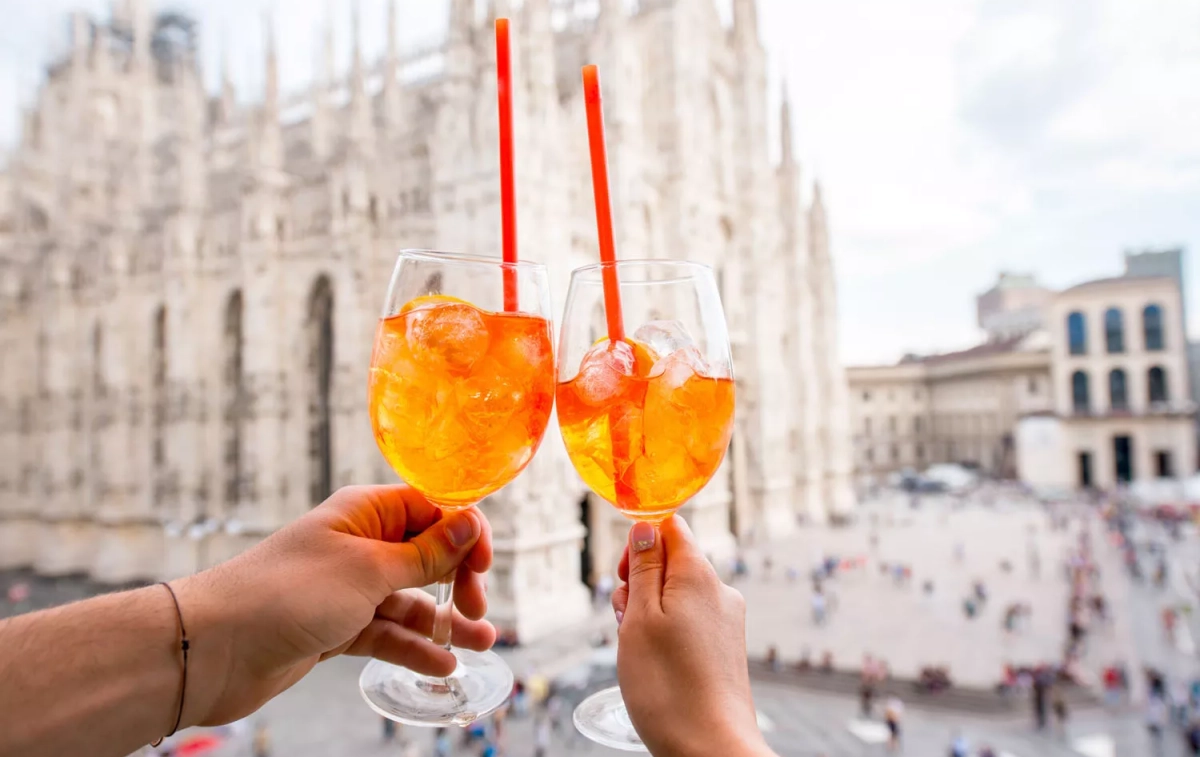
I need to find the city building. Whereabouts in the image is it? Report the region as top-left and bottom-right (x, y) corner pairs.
(1019, 275), (1196, 489)
(0, 0), (855, 639)
(976, 272), (1053, 341)
(852, 262), (1196, 492)
(848, 333), (1051, 483)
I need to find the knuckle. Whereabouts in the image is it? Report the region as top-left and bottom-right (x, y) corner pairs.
(723, 585), (746, 612)
(412, 539), (438, 582)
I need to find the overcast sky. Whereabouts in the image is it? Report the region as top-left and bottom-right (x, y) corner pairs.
(2, 0), (1198, 364)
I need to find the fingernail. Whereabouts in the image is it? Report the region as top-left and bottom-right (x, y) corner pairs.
(615, 610), (624, 626)
(447, 512), (479, 548)
(631, 522), (655, 553)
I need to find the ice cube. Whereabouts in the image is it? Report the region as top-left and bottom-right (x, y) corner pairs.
(649, 345), (708, 383)
(457, 356), (523, 442)
(406, 302), (489, 373)
(574, 340), (637, 407)
(634, 320), (695, 360)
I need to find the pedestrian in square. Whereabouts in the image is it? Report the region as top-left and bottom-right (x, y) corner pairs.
(884, 696), (903, 753)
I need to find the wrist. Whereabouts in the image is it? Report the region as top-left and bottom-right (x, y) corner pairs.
(171, 569), (238, 728)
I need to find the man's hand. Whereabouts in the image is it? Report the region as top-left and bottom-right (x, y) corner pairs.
(177, 485), (496, 727)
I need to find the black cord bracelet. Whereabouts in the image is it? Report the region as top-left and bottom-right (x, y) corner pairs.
(151, 581), (189, 748)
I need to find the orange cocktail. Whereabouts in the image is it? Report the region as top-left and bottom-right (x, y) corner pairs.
(369, 296), (555, 509)
(557, 337), (735, 522)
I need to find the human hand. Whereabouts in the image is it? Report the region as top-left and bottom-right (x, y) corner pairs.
(611, 517), (774, 757)
(175, 485), (496, 727)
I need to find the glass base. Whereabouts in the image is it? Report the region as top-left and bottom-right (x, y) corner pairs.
(359, 648), (513, 727)
(573, 686), (647, 752)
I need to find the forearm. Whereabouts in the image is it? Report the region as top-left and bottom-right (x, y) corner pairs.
(0, 578), (225, 757)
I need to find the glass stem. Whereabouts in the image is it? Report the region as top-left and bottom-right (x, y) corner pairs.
(432, 572), (455, 651)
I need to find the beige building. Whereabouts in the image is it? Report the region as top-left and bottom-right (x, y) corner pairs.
(976, 272), (1053, 341)
(848, 333), (1051, 482)
(851, 269), (1197, 492)
(1023, 276), (1196, 489)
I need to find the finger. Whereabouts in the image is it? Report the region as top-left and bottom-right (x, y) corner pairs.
(375, 591), (497, 652)
(454, 563), (488, 621)
(660, 515), (716, 579)
(611, 584), (628, 623)
(464, 507), (493, 574)
(375, 509), (482, 590)
(626, 520), (665, 614)
(320, 485), (443, 542)
(617, 545), (630, 583)
(343, 617), (459, 677)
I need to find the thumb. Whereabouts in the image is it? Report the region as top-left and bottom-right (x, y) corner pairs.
(380, 509), (482, 589)
(626, 521), (665, 614)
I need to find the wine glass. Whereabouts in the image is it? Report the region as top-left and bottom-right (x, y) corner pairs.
(361, 249), (555, 726)
(556, 260), (736, 750)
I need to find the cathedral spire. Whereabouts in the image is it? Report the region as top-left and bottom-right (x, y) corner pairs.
(255, 12), (283, 170)
(347, 0), (374, 147)
(733, 0), (760, 40)
(217, 34), (236, 124)
(446, 0), (476, 84)
(127, 0), (153, 67)
(780, 79), (795, 167)
(71, 12), (90, 65)
(382, 0), (402, 126)
(450, 0), (475, 39)
(263, 11), (279, 115)
(520, 0), (557, 105)
(486, 0), (511, 24)
(599, 0), (625, 25)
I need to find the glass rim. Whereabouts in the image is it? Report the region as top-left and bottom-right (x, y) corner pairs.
(568, 258), (714, 285)
(397, 248), (548, 271)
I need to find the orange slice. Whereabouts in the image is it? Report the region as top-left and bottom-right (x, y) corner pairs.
(589, 335), (659, 377)
(399, 294), (472, 315)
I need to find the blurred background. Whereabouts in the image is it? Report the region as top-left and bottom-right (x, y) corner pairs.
(1, 0), (1199, 755)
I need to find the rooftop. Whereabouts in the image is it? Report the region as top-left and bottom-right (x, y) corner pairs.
(1059, 274), (1175, 295)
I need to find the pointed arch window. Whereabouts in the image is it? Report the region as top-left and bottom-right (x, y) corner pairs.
(223, 290), (244, 509)
(308, 276), (335, 506)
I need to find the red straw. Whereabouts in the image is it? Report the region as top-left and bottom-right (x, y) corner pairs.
(496, 19), (518, 312)
(582, 65), (624, 342)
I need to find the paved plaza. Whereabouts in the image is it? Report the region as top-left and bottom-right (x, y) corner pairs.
(171, 654), (1157, 757)
(738, 490), (1129, 689)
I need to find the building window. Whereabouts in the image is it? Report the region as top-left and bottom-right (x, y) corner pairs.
(891, 444), (899, 462)
(1028, 376), (1038, 395)
(1148, 366), (1169, 404)
(862, 391), (871, 402)
(1156, 450), (1174, 478)
(1109, 368), (1128, 412)
(1071, 370), (1090, 414)
(1104, 307), (1124, 353)
(914, 417), (923, 433)
(1143, 304), (1165, 351)
(916, 443), (925, 462)
(865, 447), (874, 464)
(864, 417), (872, 434)
(1067, 311), (1087, 355)
(888, 416), (897, 432)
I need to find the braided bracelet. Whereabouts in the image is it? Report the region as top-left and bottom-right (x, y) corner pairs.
(151, 581), (189, 748)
